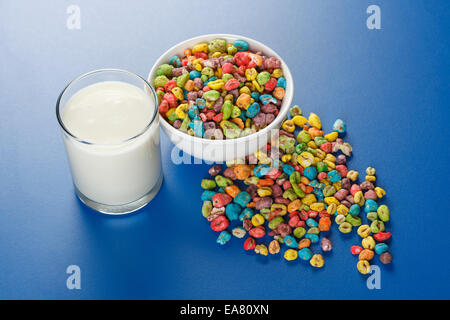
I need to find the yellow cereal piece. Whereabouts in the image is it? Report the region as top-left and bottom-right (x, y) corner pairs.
(324, 131), (339, 142)
(284, 249), (298, 261)
(333, 181), (342, 191)
(327, 203), (337, 215)
(255, 244), (268, 256)
(281, 120), (295, 132)
(251, 213), (265, 226)
(357, 260), (371, 274)
(239, 86), (251, 95)
(211, 52), (222, 58)
(310, 202), (325, 211)
(171, 87), (184, 100)
(192, 42), (208, 53)
(325, 154), (336, 163)
(315, 149), (326, 159)
(362, 236), (376, 250)
(270, 204), (287, 216)
(354, 191), (365, 206)
(281, 154), (292, 163)
(347, 170), (359, 181)
(307, 141), (318, 149)
(366, 175), (376, 182)
(337, 204), (349, 216)
(324, 197), (339, 206)
(323, 160), (336, 170)
(298, 152), (314, 167)
(207, 79), (224, 90)
(245, 68), (258, 81)
(214, 67), (222, 78)
(308, 113), (322, 129)
(310, 254), (325, 268)
(272, 68), (283, 78)
(292, 115), (308, 127)
(357, 225), (372, 238)
(302, 194), (317, 206)
(252, 80), (264, 93)
(256, 187), (272, 198)
(175, 103), (188, 119)
(366, 167), (376, 176)
(194, 63), (202, 71)
(375, 187), (386, 199)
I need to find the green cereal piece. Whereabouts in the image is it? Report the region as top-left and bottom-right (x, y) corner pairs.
(221, 100), (233, 120)
(156, 63), (174, 77)
(316, 161), (328, 173)
(208, 38), (227, 53)
(346, 214), (362, 227)
(268, 216), (284, 230)
(295, 143), (306, 154)
(279, 135), (296, 154)
(289, 105), (302, 117)
(323, 185), (336, 197)
(314, 136), (327, 147)
(214, 175), (233, 188)
(156, 89), (165, 103)
(227, 45), (238, 55)
(222, 73), (234, 82)
(300, 204), (310, 211)
(154, 75), (169, 88)
(202, 201), (213, 218)
(307, 227), (320, 235)
(297, 130), (311, 144)
(201, 74), (208, 82)
(179, 117), (191, 132)
(377, 204), (390, 222)
(221, 120), (242, 139)
(366, 211), (378, 221)
(176, 72), (189, 88)
(231, 106), (241, 118)
(338, 222), (352, 233)
(283, 188), (298, 201)
(201, 66), (214, 78)
(203, 90), (220, 102)
(294, 227), (306, 239)
(256, 71), (271, 86)
(244, 176), (259, 185)
(370, 220), (385, 234)
(201, 179), (216, 190)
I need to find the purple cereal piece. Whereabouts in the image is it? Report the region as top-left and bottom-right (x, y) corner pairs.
(271, 184), (283, 198)
(172, 67), (187, 77)
(253, 112), (266, 128)
(334, 189), (348, 201)
(193, 77), (203, 89)
(246, 184), (258, 198)
(255, 197), (273, 210)
(173, 119), (182, 129)
(187, 91), (198, 101)
(261, 103), (278, 113)
(274, 197), (290, 205)
(212, 96), (223, 113)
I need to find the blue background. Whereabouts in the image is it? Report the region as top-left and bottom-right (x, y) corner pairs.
(0, 0), (449, 299)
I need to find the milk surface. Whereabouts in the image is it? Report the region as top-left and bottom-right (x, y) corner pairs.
(61, 81), (161, 205)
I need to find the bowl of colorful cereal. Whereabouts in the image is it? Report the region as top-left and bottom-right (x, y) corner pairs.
(148, 34), (294, 162)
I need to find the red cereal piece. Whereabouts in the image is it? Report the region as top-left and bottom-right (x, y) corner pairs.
(249, 226), (266, 238)
(373, 232), (392, 241)
(320, 142), (332, 153)
(210, 215), (229, 232)
(222, 63), (234, 74)
(264, 77), (277, 91)
(212, 193), (232, 208)
(351, 245), (363, 255)
(244, 237), (256, 250)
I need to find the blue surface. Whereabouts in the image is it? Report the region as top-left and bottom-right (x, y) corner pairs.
(0, 0), (449, 299)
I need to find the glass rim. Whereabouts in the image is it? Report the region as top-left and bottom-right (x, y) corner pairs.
(56, 68), (158, 146)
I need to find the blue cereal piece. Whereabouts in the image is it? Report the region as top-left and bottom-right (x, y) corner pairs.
(349, 204), (361, 216)
(188, 105), (199, 119)
(195, 98), (206, 108)
(189, 119), (204, 137)
(259, 94), (277, 105)
(277, 77), (286, 89)
(234, 39), (249, 51)
(234, 191), (251, 208)
(374, 243), (389, 255)
(246, 102), (260, 118)
(170, 55), (181, 68)
(305, 233), (319, 243)
(189, 70), (201, 79)
(251, 92), (260, 101)
(201, 190), (216, 201)
(364, 199), (378, 213)
(217, 230), (231, 245)
(239, 207), (254, 221)
(328, 170), (341, 183)
(253, 164), (270, 177)
(306, 218), (318, 228)
(298, 248), (313, 261)
(283, 164), (295, 175)
(333, 119), (346, 133)
(225, 203), (241, 221)
(283, 235), (298, 248)
(303, 166), (317, 180)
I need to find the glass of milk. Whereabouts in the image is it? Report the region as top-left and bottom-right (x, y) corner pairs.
(56, 69), (163, 214)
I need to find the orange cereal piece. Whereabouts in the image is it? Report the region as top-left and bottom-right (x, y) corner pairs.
(184, 49), (192, 56)
(234, 164), (252, 180)
(308, 127), (324, 138)
(231, 118), (245, 129)
(258, 179), (274, 187)
(319, 216), (332, 231)
(225, 185), (241, 198)
(300, 176), (309, 185)
(246, 202), (256, 208)
(298, 238), (311, 250)
(288, 199), (302, 213)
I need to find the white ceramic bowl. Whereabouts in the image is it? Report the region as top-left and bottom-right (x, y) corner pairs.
(148, 34), (294, 163)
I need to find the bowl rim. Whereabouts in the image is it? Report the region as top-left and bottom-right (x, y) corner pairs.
(147, 33), (294, 145)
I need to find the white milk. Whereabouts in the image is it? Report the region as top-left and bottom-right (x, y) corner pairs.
(61, 81), (161, 206)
